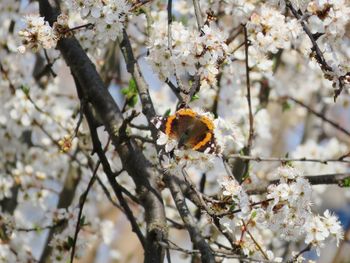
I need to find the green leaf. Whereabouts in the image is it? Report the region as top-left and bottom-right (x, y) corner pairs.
(79, 216), (85, 226)
(229, 202), (236, 211)
(20, 85), (30, 95)
(282, 101), (291, 112)
(121, 78), (138, 107)
(121, 87), (128, 95)
(191, 94), (200, 101)
(67, 236), (74, 248)
(34, 224), (42, 234)
(130, 95), (138, 107)
(128, 78), (137, 91)
(343, 178), (350, 187)
(283, 152), (293, 166)
(251, 210), (257, 218)
(164, 109), (171, 117)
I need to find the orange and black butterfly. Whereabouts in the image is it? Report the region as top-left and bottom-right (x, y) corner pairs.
(151, 108), (221, 154)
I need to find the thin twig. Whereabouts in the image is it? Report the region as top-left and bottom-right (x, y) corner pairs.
(72, 101), (86, 138)
(245, 227), (269, 260)
(61, 23), (94, 34)
(163, 170), (216, 263)
(164, 239), (278, 262)
(287, 244), (312, 263)
(129, 134), (154, 144)
(130, 0), (153, 11)
(227, 154), (350, 164)
(226, 26), (243, 45)
(129, 123), (150, 130)
(248, 173), (350, 195)
(285, 96), (350, 137)
(243, 25), (254, 154)
(96, 176), (122, 209)
(70, 158), (101, 263)
(181, 168), (238, 250)
(43, 49), (57, 77)
(15, 220), (65, 232)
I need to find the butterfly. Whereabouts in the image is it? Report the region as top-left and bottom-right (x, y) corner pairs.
(151, 108), (220, 154)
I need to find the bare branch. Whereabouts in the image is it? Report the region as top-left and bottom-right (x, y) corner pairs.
(243, 25), (254, 154)
(163, 171), (216, 263)
(70, 153), (102, 263)
(227, 154), (350, 164)
(285, 96), (350, 137)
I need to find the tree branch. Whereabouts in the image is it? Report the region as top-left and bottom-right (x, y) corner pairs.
(285, 96), (350, 137)
(38, 1), (167, 262)
(163, 172), (215, 263)
(227, 154), (350, 164)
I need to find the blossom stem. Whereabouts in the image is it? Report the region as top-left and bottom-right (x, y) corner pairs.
(62, 23), (94, 34)
(245, 225), (269, 260)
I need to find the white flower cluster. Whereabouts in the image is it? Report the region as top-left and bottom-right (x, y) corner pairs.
(265, 166), (313, 239)
(266, 166), (343, 253)
(18, 14), (70, 53)
(219, 176), (250, 214)
(18, 15), (58, 53)
(214, 117), (245, 155)
(306, 0), (350, 92)
(66, 0), (130, 42)
(247, 6), (302, 54)
(147, 13), (229, 89)
(0, 175), (14, 200)
(307, 0), (350, 40)
(223, 0), (258, 23)
(220, 166), (343, 259)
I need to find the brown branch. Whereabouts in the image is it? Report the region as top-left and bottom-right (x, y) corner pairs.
(75, 77), (147, 252)
(119, 29), (156, 120)
(62, 23), (94, 34)
(38, 1), (167, 262)
(227, 154), (350, 164)
(305, 173), (350, 186)
(15, 220), (65, 232)
(287, 244), (312, 263)
(43, 49), (57, 77)
(70, 152), (102, 263)
(243, 25), (254, 154)
(181, 169), (238, 250)
(164, 239), (277, 262)
(130, 0), (153, 12)
(248, 173), (350, 195)
(285, 96), (350, 137)
(163, 171), (216, 263)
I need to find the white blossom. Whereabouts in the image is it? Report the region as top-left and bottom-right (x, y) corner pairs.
(18, 15), (58, 52)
